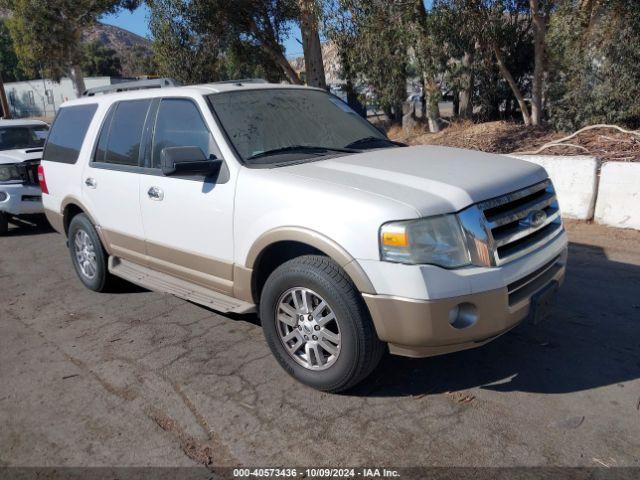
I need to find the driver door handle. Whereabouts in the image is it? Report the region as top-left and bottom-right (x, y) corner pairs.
(85, 177), (97, 188)
(147, 186), (164, 201)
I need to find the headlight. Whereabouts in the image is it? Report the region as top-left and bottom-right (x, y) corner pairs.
(0, 164), (21, 182)
(380, 214), (471, 268)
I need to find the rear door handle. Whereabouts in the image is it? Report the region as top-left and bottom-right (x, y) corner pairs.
(147, 186), (164, 201)
(85, 177), (97, 188)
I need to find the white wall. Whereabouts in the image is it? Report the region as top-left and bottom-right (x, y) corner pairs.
(595, 162), (640, 230)
(509, 155), (600, 220)
(4, 77), (113, 119)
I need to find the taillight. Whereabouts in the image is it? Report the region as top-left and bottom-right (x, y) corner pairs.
(37, 164), (49, 194)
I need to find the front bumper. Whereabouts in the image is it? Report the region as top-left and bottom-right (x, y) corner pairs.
(0, 184), (43, 216)
(363, 248), (567, 358)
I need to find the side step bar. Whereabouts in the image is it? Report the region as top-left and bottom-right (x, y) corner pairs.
(108, 257), (256, 314)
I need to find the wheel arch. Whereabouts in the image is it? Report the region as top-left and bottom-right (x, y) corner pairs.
(60, 197), (111, 254)
(237, 227), (376, 304)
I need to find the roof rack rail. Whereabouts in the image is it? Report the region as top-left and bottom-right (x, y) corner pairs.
(82, 78), (179, 97)
(212, 78), (268, 85)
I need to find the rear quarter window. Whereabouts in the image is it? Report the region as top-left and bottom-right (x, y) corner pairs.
(43, 104), (98, 164)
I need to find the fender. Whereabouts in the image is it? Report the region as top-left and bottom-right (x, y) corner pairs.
(236, 226), (376, 303)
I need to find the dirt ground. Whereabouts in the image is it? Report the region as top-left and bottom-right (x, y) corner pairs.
(387, 121), (640, 162)
(1, 219), (639, 471)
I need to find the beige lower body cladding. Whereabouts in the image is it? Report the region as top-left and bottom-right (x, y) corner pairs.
(363, 251), (567, 358)
(595, 162), (640, 230)
(509, 155), (599, 220)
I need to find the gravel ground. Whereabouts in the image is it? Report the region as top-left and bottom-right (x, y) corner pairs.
(1, 219), (639, 470)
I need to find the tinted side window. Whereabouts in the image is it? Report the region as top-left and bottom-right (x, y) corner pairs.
(104, 100), (151, 166)
(43, 104), (98, 164)
(152, 99), (220, 168)
(93, 106), (115, 164)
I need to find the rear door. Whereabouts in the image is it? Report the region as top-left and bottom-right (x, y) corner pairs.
(41, 104), (98, 219)
(81, 99), (152, 264)
(138, 96), (235, 295)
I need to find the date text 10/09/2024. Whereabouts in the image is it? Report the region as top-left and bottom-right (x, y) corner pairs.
(232, 468), (401, 478)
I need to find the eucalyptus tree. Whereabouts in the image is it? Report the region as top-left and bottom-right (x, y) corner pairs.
(149, 0), (296, 84)
(462, 0), (538, 125)
(298, 0), (326, 88)
(188, 0), (302, 84)
(0, 19), (23, 82)
(547, 0), (640, 129)
(0, 0), (140, 96)
(326, 0), (411, 124)
(149, 0), (226, 84)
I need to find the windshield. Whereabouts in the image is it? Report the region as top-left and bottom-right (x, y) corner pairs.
(0, 125), (49, 151)
(208, 89), (391, 165)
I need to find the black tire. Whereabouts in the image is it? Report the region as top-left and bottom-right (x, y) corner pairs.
(260, 255), (385, 393)
(67, 213), (114, 292)
(0, 212), (8, 235)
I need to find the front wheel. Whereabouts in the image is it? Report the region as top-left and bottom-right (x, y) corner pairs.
(260, 255), (384, 393)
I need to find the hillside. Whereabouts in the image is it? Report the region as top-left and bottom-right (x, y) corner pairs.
(0, 9), (152, 78)
(82, 23), (153, 77)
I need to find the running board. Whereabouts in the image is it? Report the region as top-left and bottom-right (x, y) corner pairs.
(108, 257), (255, 314)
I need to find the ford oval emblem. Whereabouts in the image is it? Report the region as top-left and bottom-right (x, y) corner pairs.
(527, 210), (547, 228)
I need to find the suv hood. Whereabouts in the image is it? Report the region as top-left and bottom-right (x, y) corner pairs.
(281, 145), (547, 216)
(0, 149), (44, 165)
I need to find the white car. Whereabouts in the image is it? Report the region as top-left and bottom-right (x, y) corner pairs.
(0, 119), (49, 234)
(40, 81), (567, 392)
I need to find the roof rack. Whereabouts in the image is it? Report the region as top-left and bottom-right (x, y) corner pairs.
(211, 78), (268, 85)
(82, 78), (179, 97)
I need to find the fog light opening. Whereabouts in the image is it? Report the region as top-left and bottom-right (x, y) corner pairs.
(448, 303), (478, 329)
(0, 192), (8, 202)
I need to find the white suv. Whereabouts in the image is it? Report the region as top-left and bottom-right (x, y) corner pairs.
(41, 82), (567, 392)
(0, 119), (49, 233)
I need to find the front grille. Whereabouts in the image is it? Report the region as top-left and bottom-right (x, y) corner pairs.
(459, 179), (564, 267)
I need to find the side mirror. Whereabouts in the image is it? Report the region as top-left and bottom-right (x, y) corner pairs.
(161, 146), (222, 176)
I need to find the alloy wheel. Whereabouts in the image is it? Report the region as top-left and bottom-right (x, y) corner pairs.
(74, 229), (97, 280)
(275, 287), (341, 371)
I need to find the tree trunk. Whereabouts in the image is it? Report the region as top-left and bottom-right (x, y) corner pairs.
(68, 64), (86, 98)
(0, 73), (11, 119)
(458, 51), (474, 119)
(420, 91), (427, 119)
(346, 78), (365, 118)
(530, 0), (546, 126)
(452, 88), (460, 117)
(298, 0), (327, 89)
(248, 18), (302, 85)
(424, 73), (441, 133)
(261, 40), (303, 84)
(492, 45), (531, 126)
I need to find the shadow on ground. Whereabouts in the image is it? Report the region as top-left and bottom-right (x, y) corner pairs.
(349, 241), (640, 397)
(2, 215), (54, 237)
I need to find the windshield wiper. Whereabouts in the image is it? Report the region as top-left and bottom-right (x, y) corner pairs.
(246, 145), (356, 162)
(344, 136), (405, 149)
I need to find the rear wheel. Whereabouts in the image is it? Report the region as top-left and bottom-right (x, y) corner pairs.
(0, 212), (8, 235)
(260, 255), (384, 392)
(68, 213), (114, 292)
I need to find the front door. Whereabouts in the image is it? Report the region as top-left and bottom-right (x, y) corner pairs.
(82, 99), (152, 264)
(139, 97), (235, 295)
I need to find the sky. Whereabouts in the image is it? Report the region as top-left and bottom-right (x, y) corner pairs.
(100, 5), (305, 59)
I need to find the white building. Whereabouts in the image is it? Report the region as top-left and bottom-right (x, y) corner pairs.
(3, 77), (126, 119)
